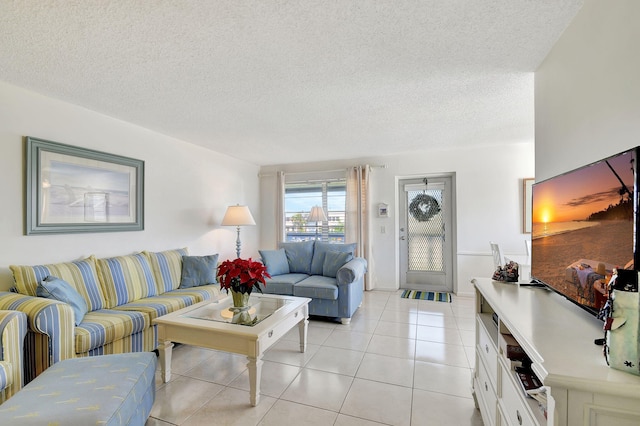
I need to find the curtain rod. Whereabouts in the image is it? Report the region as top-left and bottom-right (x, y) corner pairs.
(258, 164), (387, 178)
(288, 178), (345, 184)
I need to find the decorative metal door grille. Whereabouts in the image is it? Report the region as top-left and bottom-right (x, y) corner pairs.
(407, 189), (444, 272)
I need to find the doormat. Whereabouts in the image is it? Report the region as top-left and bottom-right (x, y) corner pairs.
(401, 290), (452, 303)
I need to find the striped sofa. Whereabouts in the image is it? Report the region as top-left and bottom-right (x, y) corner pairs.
(0, 248), (220, 383)
(0, 310), (27, 403)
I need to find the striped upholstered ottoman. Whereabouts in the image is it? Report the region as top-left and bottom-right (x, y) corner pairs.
(0, 352), (156, 425)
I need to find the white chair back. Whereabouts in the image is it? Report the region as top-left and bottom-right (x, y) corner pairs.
(490, 241), (504, 270)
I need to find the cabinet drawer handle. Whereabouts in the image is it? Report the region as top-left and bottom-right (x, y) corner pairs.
(295, 311), (299, 318)
(268, 330), (273, 338)
(485, 344), (489, 354)
(516, 409), (522, 425)
(484, 381), (488, 392)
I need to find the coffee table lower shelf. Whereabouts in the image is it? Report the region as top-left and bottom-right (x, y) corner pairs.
(153, 294), (311, 406)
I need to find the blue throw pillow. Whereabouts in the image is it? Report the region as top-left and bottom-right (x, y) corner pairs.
(36, 276), (88, 325)
(323, 251), (354, 278)
(280, 241), (315, 274)
(311, 242), (357, 275)
(259, 249), (290, 276)
(180, 254), (219, 288)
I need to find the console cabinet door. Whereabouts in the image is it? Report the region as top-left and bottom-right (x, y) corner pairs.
(477, 315), (498, 384)
(581, 393), (640, 426)
(475, 355), (497, 426)
(499, 362), (538, 426)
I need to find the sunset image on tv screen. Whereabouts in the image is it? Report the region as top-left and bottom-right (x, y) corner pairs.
(531, 149), (635, 313)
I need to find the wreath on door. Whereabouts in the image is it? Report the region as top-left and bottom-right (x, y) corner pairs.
(409, 193), (441, 222)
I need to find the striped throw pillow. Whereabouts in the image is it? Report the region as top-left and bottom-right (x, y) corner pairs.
(10, 256), (107, 312)
(97, 253), (158, 308)
(142, 248), (188, 294)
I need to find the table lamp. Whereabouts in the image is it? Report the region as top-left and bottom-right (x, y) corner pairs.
(307, 206), (327, 241)
(222, 205), (256, 258)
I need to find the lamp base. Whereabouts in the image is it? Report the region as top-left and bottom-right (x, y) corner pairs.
(235, 226), (242, 258)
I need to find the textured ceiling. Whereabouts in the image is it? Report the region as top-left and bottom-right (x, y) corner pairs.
(0, 1), (583, 166)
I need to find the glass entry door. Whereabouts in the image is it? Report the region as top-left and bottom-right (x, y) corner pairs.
(399, 176), (453, 292)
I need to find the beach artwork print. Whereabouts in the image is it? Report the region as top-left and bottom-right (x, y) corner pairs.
(26, 137), (144, 234)
(531, 150), (635, 309)
(40, 154), (135, 224)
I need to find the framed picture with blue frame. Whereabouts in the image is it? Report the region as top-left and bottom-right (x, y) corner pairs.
(523, 177), (534, 234)
(25, 136), (144, 235)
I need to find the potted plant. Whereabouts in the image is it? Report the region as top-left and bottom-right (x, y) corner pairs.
(217, 258), (270, 323)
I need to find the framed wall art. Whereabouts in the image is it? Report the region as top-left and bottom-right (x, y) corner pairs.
(25, 137), (144, 235)
(378, 203), (389, 218)
(523, 178), (534, 234)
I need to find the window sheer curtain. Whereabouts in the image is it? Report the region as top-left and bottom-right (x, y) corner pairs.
(346, 165), (372, 290)
(276, 171), (285, 242)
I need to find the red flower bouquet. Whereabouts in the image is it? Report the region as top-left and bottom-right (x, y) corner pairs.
(217, 258), (270, 295)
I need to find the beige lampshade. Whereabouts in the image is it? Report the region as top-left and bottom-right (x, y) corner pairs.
(307, 206), (327, 222)
(221, 205), (256, 226)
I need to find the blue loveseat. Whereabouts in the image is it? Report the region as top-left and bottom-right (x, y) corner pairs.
(259, 241), (366, 324)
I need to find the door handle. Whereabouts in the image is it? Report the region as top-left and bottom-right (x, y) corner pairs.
(400, 236), (406, 240)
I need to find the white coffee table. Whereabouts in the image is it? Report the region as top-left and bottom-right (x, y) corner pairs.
(153, 293), (310, 406)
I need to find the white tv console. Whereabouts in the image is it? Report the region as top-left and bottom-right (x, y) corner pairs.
(472, 278), (640, 426)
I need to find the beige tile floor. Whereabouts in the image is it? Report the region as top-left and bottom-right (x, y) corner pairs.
(146, 290), (484, 426)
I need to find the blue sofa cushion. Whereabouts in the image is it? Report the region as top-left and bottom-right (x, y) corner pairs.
(262, 273), (309, 295)
(293, 275), (339, 300)
(37, 276), (88, 326)
(310, 242), (357, 276)
(114, 294), (198, 321)
(280, 241), (315, 274)
(112, 284), (218, 321)
(75, 309), (149, 353)
(323, 251), (354, 278)
(166, 285), (220, 303)
(259, 249), (290, 276)
(180, 254), (218, 288)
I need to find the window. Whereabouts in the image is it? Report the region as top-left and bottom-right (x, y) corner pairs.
(284, 180), (346, 242)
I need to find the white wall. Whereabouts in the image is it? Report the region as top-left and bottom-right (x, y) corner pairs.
(0, 81), (260, 292)
(260, 141), (534, 296)
(536, 0), (640, 180)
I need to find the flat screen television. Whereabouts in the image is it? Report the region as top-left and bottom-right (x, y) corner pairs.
(530, 146), (640, 317)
